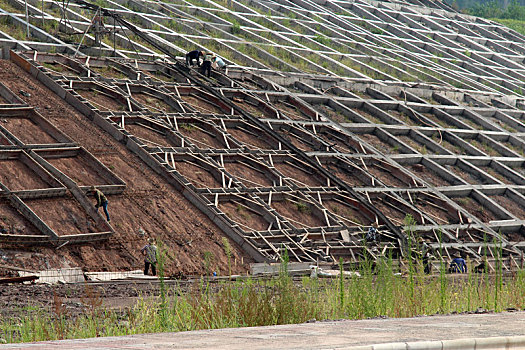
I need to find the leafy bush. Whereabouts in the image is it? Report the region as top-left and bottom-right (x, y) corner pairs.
(468, 0), (525, 21)
(231, 20), (241, 34)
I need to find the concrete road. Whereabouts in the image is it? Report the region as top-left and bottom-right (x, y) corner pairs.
(2, 311), (525, 349)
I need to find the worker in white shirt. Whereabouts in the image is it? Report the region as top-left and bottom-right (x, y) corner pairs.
(212, 56), (227, 71)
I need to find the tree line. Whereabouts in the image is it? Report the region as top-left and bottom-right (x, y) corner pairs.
(446, 0), (525, 17)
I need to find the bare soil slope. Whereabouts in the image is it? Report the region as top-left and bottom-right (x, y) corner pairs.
(0, 60), (252, 276)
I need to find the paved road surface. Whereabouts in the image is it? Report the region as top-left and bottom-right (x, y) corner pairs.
(2, 311), (525, 349)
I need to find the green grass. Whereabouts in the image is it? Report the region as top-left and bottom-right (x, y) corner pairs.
(231, 20), (241, 34)
(2, 256), (525, 344)
(236, 44), (295, 72)
(184, 0), (211, 7)
(294, 201), (310, 214)
(193, 38), (242, 65)
(0, 16), (26, 40)
(42, 62), (64, 72)
(291, 36), (323, 50)
(0, 0), (22, 14)
(213, 10), (236, 24)
(251, 16), (280, 31)
(339, 57), (386, 80)
(129, 34), (164, 55)
(101, 35), (128, 52)
(43, 2), (61, 17)
(180, 123), (196, 131)
(211, 0), (236, 10)
(491, 18), (525, 36)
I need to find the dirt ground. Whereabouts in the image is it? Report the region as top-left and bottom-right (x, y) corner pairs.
(2, 117), (57, 144)
(175, 161), (222, 188)
(180, 95), (224, 114)
(223, 161), (274, 187)
(271, 199), (323, 228)
(219, 201), (269, 232)
(227, 127), (273, 150)
(408, 164), (451, 187)
(314, 104), (344, 122)
(233, 100), (270, 119)
(398, 135), (430, 154)
(447, 165), (485, 185)
(125, 124), (175, 148)
(0, 199), (40, 235)
(47, 156), (110, 187)
(351, 107), (380, 124)
(367, 164), (405, 187)
(491, 195), (525, 220)
(0, 59), (253, 277)
(0, 280), (195, 319)
(178, 125), (224, 149)
(273, 161), (324, 187)
(317, 131), (354, 153)
(77, 89), (125, 112)
(480, 166), (510, 184)
(370, 196), (418, 225)
(274, 101), (310, 121)
(323, 162), (367, 187)
(452, 197), (498, 222)
(0, 159), (51, 190)
(132, 93), (176, 113)
(359, 133), (400, 155)
(411, 197), (457, 225)
(279, 129), (316, 152)
(324, 199), (369, 226)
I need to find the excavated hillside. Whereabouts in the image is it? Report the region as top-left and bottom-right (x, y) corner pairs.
(1, 0), (525, 276)
(0, 59), (252, 277)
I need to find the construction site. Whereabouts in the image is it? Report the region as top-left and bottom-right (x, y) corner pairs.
(0, 0), (524, 299)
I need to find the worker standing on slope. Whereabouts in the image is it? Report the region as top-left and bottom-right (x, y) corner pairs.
(449, 252), (467, 273)
(141, 237), (158, 276)
(366, 222), (378, 243)
(90, 186), (110, 222)
(186, 50), (203, 67)
(419, 237), (431, 274)
(200, 51), (213, 78)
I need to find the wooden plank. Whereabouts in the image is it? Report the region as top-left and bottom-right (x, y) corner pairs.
(0, 275), (38, 284)
(340, 229), (350, 243)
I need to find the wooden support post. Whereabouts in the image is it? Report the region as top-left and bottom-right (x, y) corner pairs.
(173, 86), (181, 99)
(323, 209), (330, 226)
(170, 152), (176, 169)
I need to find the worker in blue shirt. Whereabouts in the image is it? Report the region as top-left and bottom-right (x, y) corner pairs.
(186, 50), (203, 67)
(449, 252), (467, 273)
(365, 222), (378, 243)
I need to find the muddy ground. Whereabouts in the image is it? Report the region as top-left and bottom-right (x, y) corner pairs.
(0, 281), (164, 319)
(0, 277), (247, 322)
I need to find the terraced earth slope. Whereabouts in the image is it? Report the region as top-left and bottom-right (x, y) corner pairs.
(1, 0), (525, 274)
